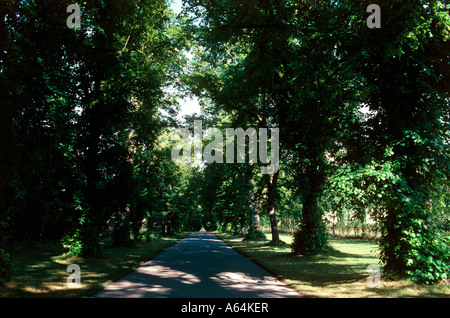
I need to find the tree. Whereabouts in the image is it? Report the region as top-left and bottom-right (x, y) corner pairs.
(350, 0), (450, 283)
(2, 0), (186, 258)
(268, 1), (364, 254)
(183, 0), (289, 243)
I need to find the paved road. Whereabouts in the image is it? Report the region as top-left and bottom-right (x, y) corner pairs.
(94, 231), (301, 298)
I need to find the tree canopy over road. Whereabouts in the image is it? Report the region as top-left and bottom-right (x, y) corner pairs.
(1, 0), (449, 287)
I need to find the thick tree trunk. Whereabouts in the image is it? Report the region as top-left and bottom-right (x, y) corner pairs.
(113, 206), (132, 246)
(292, 162), (328, 254)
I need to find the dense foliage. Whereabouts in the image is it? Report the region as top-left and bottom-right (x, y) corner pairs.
(1, 0), (449, 286)
(1, 0), (187, 258)
(182, 0), (450, 282)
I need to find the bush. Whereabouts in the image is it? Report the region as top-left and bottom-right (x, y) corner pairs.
(380, 202), (450, 284)
(145, 232), (162, 242)
(222, 223), (234, 234)
(0, 248), (14, 286)
(61, 230), (83, 256)
(292, 225), (328, 255)
(244, 230), (267, 241)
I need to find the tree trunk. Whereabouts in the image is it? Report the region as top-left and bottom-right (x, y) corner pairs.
(81, 92), (104, 257)
(292, 162), (328, 254)
(247, 168), (259, 232)
(113, 206), (132, 246)
(267, 170), (281, 242)
(0, 12), (14, 254)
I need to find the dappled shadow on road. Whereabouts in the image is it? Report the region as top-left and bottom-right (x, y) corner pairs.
(94, 232), (301, 298)
(210, 271), (298, 298)
(95, 262), (299, 298)
(91, 263), (195, 298)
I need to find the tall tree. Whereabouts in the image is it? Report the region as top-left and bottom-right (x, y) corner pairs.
(184, 0), (288, 243)
(279, 1), (365, 254)
(350, 0), (450, 283)
(2, 0), (186, 258)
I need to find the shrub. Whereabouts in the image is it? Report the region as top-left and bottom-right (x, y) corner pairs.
(61, 230), (83, 256)
(0, 248), (14, 286)
(244, 230), (267, 241)
(292, 224), (328, 255)
(380, 201), (450, 284)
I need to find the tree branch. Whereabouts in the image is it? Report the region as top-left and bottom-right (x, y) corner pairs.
(118, 35), (131, 55)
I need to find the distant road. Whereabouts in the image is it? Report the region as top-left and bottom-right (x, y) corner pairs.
(94, 231), (301, 298)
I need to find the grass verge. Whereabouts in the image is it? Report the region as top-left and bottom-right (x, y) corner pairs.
(215, 232), (449, 298)
(0, 232), (189, 298)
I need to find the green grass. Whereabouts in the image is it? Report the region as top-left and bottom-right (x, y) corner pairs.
(0, 233), (189, 298)
(216, 232), (450, 298)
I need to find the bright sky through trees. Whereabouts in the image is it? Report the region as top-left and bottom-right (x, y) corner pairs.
(170, 0), (201, 120)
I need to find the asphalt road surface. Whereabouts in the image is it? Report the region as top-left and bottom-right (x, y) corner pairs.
(93, 231), (301, 298)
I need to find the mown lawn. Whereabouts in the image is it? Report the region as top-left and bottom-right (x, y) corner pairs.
(0, 233), (189, 298)
(215, 232), (449, 298)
